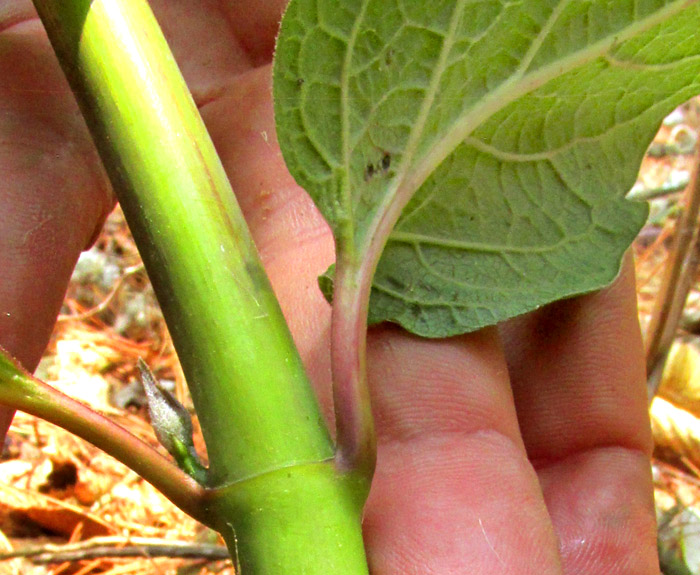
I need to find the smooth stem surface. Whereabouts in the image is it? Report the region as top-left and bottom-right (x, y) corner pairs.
(0, 346), (209, 525)
(32, 0), (334, 485)
(207, 461), (369, 575)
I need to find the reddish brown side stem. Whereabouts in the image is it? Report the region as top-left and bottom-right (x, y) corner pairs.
(0, 346), (210, 525)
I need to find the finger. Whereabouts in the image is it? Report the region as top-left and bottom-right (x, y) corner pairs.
(216, 0), (288, 65)
(0, 0), (284, 371)
(146, 0), (288, 104)
(0, 2), (297, 366)
(0, 3), (113, 436)
(500, 256), (658, 574)
(362, 326), (564, 574)
(148, 0), (254, 101)
(153, 0), (288, 68)
(0, 4), (112, 368)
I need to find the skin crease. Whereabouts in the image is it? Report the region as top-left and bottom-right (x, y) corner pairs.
(0, 1), (659, 573)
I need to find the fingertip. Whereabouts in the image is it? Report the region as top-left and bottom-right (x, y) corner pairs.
(221, 0), (288, 66)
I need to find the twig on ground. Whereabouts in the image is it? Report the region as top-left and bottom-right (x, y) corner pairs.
(628, 177), (690, 202)
(646, 142), (700, 401)
(57, 264), (145, 323)
(0, 536), (229, 564)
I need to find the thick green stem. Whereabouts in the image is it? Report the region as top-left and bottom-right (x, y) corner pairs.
(29, 1), (370, 572)
(36, 0), (333, 483)
(32, 0), (332, 485)
(206, 462), (369, 575)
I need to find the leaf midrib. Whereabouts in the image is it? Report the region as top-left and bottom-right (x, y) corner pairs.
(347, 0), (469, 259)
(340, 1), (372, 249)
(388, 226), (595, 254)
(348, 0), (690, 266)
(375, 0), (470, 229)
(401, 0), (695, 206)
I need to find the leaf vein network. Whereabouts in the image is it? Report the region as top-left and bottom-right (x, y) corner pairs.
(405, 0), (692, 206)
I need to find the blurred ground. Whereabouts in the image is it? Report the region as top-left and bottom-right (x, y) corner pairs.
(0, 209), (232, 574)
(2, 101), (700, 574)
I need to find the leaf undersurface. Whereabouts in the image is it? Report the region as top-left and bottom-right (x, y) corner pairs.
(274, 0), (700, 337)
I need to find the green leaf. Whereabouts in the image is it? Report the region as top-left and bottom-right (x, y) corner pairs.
(274, 0), (700, 337)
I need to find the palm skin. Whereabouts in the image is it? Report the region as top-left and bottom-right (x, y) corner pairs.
(0, 1), (658, 573)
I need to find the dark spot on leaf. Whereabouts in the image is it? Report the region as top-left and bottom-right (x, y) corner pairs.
(385, 49), (394, 66)
(381, 153), (391, 172)
(296, 78), (305, 87)
(365, 153), (392, 181)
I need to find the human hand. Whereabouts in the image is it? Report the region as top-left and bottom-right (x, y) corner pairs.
(0, 2), (658, 573)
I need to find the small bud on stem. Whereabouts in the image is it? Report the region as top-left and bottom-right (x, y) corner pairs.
(138, 359), (208, 484)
